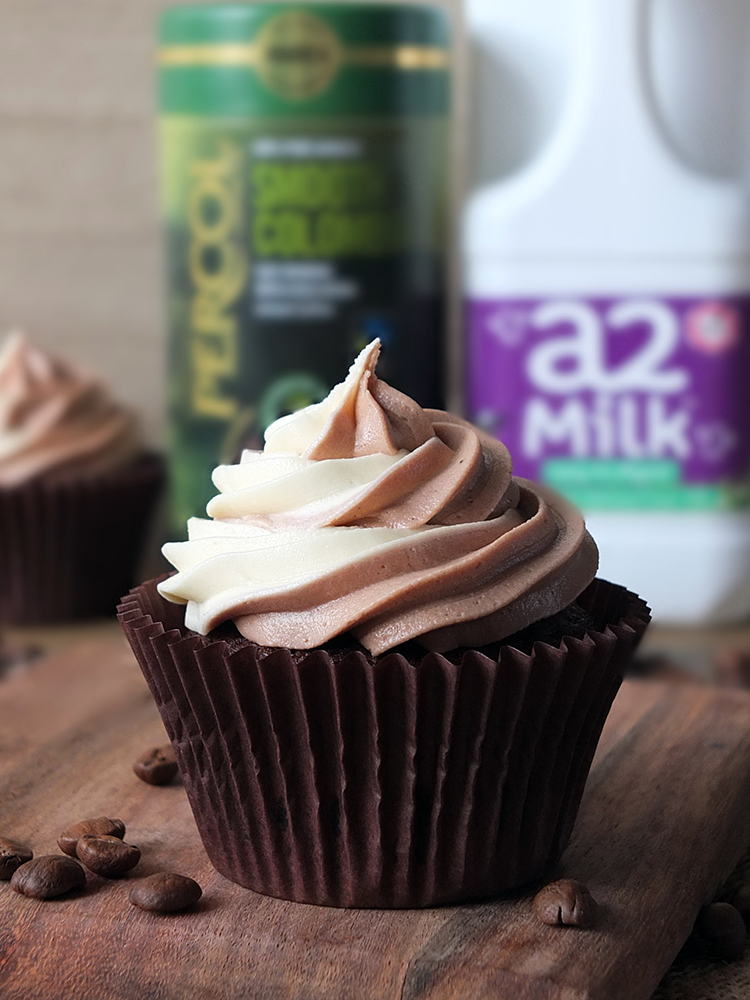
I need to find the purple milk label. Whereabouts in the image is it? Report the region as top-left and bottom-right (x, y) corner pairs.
(467, 295), (750, 510)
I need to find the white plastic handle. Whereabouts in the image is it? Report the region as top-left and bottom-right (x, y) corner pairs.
(566, 0), (663, 157)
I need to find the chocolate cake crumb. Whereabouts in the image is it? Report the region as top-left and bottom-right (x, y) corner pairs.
(205, 602), (595, 667)
(501, 603), (595, 655)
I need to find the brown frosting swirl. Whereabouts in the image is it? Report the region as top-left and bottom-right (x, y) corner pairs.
(159, 340), (598, 654)
(0, 331), (141, 487)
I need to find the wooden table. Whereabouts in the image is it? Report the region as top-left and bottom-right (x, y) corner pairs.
(2, 625), (750, 1000)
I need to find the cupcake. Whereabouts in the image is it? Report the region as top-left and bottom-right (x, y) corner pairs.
(119, 340), (649, 908)
(0, 331), (164, 623)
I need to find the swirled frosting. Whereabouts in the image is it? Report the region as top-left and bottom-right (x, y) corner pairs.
(0, 331), (141, 487)
(159, 340), (598, 654)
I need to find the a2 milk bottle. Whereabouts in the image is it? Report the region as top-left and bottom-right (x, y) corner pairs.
(464, 0), (750, 624)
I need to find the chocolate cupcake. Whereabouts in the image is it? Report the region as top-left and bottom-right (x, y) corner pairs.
(119, 341), (649, 908)
(0, 332), (164, 623)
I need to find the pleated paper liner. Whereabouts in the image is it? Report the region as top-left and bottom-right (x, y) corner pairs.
(0, 453), (164, 624)
(118, 577), (650, 908)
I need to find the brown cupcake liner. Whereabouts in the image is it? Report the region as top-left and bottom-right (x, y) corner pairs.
(118, 577), (650, 908)
(0, 453), (164, 624)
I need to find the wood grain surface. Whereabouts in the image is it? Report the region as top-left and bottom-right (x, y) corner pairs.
(1, 637), (750, 1000)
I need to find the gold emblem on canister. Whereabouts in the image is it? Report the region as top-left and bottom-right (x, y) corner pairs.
(255, 10), (342, 99)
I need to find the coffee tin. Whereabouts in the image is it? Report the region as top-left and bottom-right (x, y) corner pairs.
(158, 3), (450, 530)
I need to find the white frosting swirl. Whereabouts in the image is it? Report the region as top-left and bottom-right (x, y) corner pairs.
(159, 341), (598, 655)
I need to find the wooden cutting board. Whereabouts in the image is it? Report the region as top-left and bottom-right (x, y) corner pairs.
(1, 635), (750, 1000)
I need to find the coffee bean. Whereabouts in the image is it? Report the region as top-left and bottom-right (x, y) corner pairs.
(730, 883), (750, 922)
(133, 745), (178, 786)
(58, 817), (125, 857)
(129, 873), (202, 913)
(696, 902), (747, 961)
(533, 879), (598, 928)
(714, 648), (750, 689)
(76, 835), (140, 878)
(0, 837), (33, 880)
(10, 855), (86, 899)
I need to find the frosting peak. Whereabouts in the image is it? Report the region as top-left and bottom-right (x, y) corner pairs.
(264, 340), (433, 460)
(0, 331), (141, 487)
(159, 340), (598, 654)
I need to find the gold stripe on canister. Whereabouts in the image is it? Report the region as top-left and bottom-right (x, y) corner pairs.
(345, 45), (449, 69)
(158, 43), (449, 70)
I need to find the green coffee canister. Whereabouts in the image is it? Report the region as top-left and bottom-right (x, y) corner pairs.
(158, 2), (450, 531)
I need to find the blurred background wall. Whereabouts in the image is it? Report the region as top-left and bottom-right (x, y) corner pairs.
(0, 0), (462, 446)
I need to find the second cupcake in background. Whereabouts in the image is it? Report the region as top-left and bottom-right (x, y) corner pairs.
(120, 340), (649, 908)
(0, 331), (164, 623)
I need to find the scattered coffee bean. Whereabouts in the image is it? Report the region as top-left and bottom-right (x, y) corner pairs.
(10, 855), (86, 899)
(696, 902), (747, 961)
(133, 745), (178, 786)
(76, 835), (140, 878)
(730, 883), (750, 922)
(58, 817), (125, 857)
(129, 872), (202, 913)
(0, 837), (33, 880)
(533, 879), (598, 928)
(713, 648), (750, 689)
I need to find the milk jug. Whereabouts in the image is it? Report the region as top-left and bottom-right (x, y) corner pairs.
(464, 0), (750, 624)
